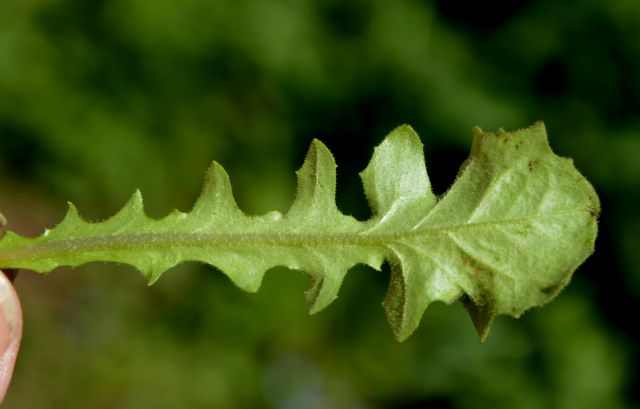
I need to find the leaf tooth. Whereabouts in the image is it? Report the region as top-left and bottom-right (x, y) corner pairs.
(129, 189), (145, 214)
(192, 161), (243, 218)
(383, 260), (416, 342)
(262, 210), (283, 222)
(104, 189), (146, 228)
(288, 138), (338, 219)
(470, 121), (550, 162)
(145, 260), (177, 285)
(162, 209), (188, 222)
(382, 245), (456, 342)
(462, 295), (496, 342)
(364, 253), (385, 271)
(0, 230), (22, 249)
(227, 267), (265, 293)
(360, 125), (435, 229)
(53, 202), (86, 236)
(305, 269), (348, 314)
(207, 255), (269, 293)
(64, 201), (82, 222)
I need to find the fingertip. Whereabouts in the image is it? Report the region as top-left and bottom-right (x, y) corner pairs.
(0, 271), (22, 403)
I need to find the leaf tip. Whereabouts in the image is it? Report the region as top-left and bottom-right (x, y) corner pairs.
(387, 124), (422, 146)
(132, 189), (144, 209)
(394, 123), (417, 134)
(204, 160), (230, 183)
(470, 126), (486, 154)
(145, 265), (171, 286)
(146, 274), (160, 286)
(300, 139), (333, 172)
(309, 137), (330, 151)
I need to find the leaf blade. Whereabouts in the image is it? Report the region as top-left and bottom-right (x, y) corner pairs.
(0, 123), (599, 341)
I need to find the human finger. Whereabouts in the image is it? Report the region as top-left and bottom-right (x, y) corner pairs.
(0, 270), (22, 403)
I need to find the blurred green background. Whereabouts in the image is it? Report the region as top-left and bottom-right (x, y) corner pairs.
(0, 0), (638, 408)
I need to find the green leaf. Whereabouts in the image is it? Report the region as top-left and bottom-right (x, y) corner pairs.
(0, 123), (599, 341)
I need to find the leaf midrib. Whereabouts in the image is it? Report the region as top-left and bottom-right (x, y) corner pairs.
(0, 208), (584, 264)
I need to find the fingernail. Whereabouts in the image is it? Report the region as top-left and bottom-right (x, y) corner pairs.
(0, 272), (22, 403)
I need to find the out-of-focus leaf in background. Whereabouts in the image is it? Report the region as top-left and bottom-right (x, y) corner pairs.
(0, 0), (637, 408)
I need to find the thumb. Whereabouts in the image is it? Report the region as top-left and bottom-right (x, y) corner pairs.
(0, 271), (22, 403)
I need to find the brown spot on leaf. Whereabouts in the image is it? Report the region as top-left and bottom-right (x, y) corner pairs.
(460, 256), (490, 276)
(527, 159), (540, 172)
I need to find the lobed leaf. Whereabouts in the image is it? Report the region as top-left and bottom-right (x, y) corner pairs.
(0, 123), (599, 341)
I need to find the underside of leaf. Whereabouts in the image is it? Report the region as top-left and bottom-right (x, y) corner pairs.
(0, 123), (600, 341)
